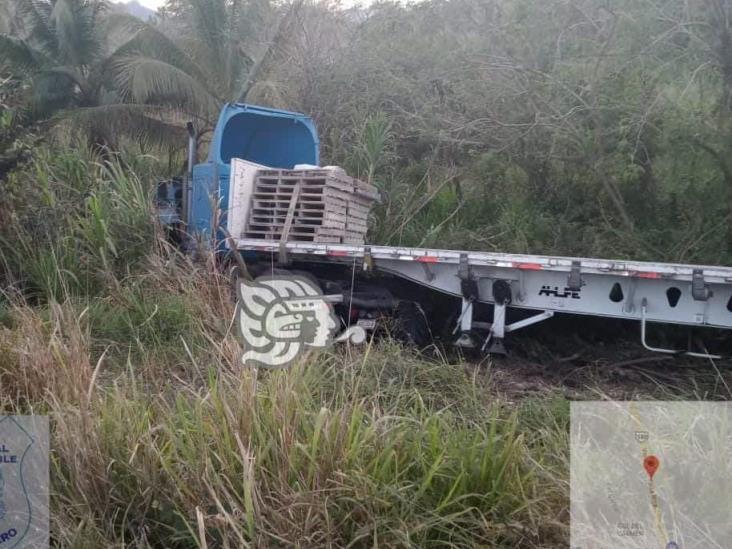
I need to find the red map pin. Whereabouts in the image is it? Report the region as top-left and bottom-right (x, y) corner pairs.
(644, 455), (660, 479)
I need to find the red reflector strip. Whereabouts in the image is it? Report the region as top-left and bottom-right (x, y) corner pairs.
(513, 262), (543, 270)
(328, 250), (350, 257)
(416, 256), (439, 263)
(632, 271), (661, 279)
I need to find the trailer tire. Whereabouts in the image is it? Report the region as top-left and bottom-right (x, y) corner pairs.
(393, 301), (432, 348)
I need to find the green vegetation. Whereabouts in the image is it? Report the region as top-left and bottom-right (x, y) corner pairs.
(3, 0), (732, 262)
(1, 0), (732, 546)
(283, 0), (732, 263)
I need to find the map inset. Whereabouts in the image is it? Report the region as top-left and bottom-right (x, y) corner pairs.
(0, 416), (49, 548)
(571, 401), (732, 549)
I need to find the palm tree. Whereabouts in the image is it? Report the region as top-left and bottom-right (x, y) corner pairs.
(0, 0), (195, 147)
(0, 0), (299, 148)
(0, 0), (106, 118)
(110, 0), (300, 130)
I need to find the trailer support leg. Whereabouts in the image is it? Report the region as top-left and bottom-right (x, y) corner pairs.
(482, 309), (554, 355)
(454, 298), (477, 349)
(482, 303), (507, 355)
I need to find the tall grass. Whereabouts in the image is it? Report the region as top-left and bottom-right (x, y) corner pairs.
(0, 147), (159, 301)
(0, 269), (569, 546)
(0, 295), (567, 546)
(0, 145), (568, 546)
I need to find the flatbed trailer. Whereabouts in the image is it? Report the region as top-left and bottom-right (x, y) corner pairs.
(232, 238), (732, 359)
(169, 103), (732, 359)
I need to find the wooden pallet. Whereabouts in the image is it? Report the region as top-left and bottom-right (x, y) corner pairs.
(243, 168), (377, 244)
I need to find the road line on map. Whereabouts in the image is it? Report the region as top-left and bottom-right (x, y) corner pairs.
(629, 403), (668, 548)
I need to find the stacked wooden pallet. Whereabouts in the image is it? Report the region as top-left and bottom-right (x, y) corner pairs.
(243, 168), (379, 244)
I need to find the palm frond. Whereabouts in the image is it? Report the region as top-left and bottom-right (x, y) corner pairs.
(103, 13), (212, 92)
(102, 12), (147, 32)
(55, 103), (189, 147)
(185, 0), (227, 73)
(180, 0), (270, 100)
(237, 0), (304, 102)
(111, 55), (219, 121)
(17, 0), (57, 57)
(50, 0), (103, 66)
(0, 34), (46, 73)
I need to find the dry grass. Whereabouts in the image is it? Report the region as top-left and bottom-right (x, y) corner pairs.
(0, 300), (93, 407)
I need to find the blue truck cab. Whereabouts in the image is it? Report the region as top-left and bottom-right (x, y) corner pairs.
(189, 103), (320, 241)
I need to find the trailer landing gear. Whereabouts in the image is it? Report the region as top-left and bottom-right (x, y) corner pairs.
(452, 279), (556, 356)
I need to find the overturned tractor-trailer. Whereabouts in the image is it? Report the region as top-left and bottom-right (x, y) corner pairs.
(159, 103), (732, 358)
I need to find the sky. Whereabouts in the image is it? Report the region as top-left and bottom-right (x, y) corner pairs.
(131, 0), (163, 10)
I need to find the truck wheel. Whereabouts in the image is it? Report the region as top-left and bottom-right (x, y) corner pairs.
(393, 301), (432, 348)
